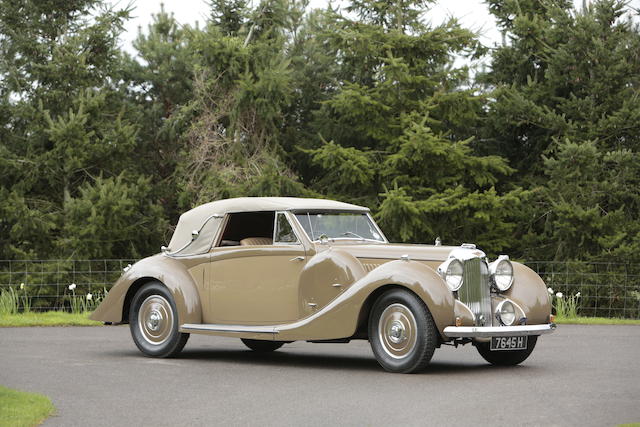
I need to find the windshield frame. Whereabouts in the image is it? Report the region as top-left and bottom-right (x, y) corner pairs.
(291, 210), (388, 244)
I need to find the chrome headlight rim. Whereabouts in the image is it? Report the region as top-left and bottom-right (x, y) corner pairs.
(495, 300), (516, 326)
(438, 258), (464, 292)
(489, 256), (514, 291)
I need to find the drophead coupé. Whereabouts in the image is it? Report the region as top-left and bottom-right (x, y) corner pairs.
(92, 197), (555, 373)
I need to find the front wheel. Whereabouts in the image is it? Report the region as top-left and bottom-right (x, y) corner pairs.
(368, 289), (438, 373)
(475, 336), (538, 366)
(129, 281), (189, 358)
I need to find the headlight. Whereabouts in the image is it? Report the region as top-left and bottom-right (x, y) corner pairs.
(489, 255), (513, 291)
(438, 258), (464, 291)
(495, 300), (516, 326)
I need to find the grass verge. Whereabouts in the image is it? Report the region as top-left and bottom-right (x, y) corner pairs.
(1, 311), (638, 327)
(555, 316), (640, 325)
(0, 311), (102, 327)
(0, 385), (54, 427)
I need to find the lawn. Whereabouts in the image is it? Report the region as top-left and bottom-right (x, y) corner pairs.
(1, 311), (638, 327)
(0, 311), (102, 327)
(555, 316), (640, 325)
(0, 386), (54, 427)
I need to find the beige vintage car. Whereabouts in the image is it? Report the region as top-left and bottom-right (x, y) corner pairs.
(92, 197), (555, 373)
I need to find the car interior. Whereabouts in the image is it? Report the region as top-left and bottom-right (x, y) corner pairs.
(217, 211), (275, 246)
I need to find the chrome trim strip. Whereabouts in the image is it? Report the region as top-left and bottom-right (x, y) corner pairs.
(366, 212), (389, 243)
(443, 323), (556, 338)
(352, 256), (443, 262)
(272, 211), (303, 245)
(180, 323), (278, 334)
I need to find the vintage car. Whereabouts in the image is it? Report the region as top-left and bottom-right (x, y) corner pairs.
(92, 197), (556, 373)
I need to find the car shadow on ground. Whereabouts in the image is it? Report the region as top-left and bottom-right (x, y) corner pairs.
(105, 346), (534, 375)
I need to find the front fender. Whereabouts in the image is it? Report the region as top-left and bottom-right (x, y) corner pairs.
(90, 254), (203, 325)
(276, 260), (455, 341)
(503, 262), (552, 324)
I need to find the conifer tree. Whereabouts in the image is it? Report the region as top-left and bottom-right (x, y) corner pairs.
(284, 0), (523, 253)
(0, 0), (166, 258)
(482, 0), (640, 261)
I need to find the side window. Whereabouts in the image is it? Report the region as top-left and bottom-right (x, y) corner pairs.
(274, 213), (299, 244)
(217, 211), (275, 247)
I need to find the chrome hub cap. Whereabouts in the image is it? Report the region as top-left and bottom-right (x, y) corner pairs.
(388, 321), (406, 343)
(147, 310), (161, 331)
(138, 295), (174, 345)
(378, 303), (417, 359)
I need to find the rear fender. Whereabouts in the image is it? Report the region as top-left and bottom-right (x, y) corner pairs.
(90, 254), (203, 325)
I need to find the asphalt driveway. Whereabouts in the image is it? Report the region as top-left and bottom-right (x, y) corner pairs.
(1, 324), (638, 426)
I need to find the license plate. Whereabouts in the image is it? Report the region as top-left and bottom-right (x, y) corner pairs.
(490, 336), (528, 351)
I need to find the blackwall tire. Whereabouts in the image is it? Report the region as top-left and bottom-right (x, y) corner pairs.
(129, 281), (189, 358)
(368, 289), (438, 373)
(475, 336), (538, 366)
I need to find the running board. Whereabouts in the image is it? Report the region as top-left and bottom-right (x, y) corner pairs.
(180, 323), (278, 334)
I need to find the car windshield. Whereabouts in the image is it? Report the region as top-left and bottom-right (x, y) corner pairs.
(294, 212), (385, 242)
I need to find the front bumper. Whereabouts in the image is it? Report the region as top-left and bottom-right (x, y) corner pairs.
(443, 323), (556, 338)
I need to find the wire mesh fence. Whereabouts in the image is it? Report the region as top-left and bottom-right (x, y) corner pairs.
(0, 259), (639, 318)
(0, 259), (136, 312)
(526, 261), (640, 319)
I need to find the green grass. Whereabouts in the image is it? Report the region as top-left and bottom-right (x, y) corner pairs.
(1, 311), (639, 327)
(0, 386), (54, 427)
(555, 316), (640, 325)
(0, 311), (103, 327)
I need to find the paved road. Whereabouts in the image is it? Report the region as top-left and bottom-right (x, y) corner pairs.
(1, 324), (639, 426)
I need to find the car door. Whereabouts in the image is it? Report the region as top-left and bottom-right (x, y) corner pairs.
(208, 212), (306, 324)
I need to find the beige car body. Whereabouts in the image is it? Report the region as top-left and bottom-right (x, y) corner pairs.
(92, 197), (554, 344)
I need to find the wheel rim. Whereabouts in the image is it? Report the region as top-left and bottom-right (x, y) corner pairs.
(377, 303), (418, 359)
(138, 295), (174, 346)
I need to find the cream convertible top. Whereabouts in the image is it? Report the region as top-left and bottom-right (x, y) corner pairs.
(167, 197), (369, 252)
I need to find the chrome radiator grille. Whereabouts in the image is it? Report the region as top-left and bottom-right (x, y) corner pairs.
(458, 258), (492, 326)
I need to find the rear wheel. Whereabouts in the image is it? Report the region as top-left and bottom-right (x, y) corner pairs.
(129, 282), (189, 357)
(241, 339), (285, 352)
(475, 336), (538, 366)
(368, 289), (438, 373)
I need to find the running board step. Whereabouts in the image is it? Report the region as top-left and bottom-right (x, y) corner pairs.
(180, 323), (278, 334)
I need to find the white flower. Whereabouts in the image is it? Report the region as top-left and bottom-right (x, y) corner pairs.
(556, 292), (563, 298)
(20, 282), (25, 290)
(86, 293), (93, 301)
(68, 283), (77, 291)
(575, 292), (581, 298)
(547, 287), (554, 295)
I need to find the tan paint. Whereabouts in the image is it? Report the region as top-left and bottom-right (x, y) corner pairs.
(298, 248), (366, 315)
(207, 244), (306, 324)
(90, 254), (206, 325)
(275, 259), (456, 341)
(91, 197), (552, 345)
(454, 300), (476, 326)
(334, 243), (456, 262)
(504, 262), (552, 324)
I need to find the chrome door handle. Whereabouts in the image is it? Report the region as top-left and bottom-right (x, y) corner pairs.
(289, 256), (305, 261)
(332, 283), (342, 288)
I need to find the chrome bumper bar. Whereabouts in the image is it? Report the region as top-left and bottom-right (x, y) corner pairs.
(443, 323), (556, 338)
